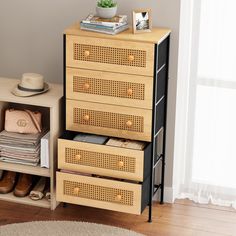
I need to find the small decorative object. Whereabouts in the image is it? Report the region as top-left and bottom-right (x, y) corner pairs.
(132, 8), (152, 34)
(96, 0), (117, 19)
(12, 73), (49, 97)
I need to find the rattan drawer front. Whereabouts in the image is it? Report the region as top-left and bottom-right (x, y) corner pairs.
(66, 35), (154, 76)
(56, 172), (142, 214)
(66, 68), (153, 109)
(66, 100), (152, 141)
(58, 138), (144, 181)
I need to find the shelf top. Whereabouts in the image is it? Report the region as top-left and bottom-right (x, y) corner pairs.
(0, 77), (63, 107)
(0, 160), (50, 177)
(64, 22), (171, 44)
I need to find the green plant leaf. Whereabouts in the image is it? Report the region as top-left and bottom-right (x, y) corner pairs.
(97, 0), (117, 8)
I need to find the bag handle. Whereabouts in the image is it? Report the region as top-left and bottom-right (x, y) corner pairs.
(25, 110), (42, 133)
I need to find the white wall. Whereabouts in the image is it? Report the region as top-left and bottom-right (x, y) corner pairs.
(0, 0), (180, 192)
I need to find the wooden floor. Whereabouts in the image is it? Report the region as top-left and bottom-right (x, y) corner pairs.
(0, 199), (235, 236)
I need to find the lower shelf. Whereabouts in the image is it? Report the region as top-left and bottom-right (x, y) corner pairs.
(0, 192), (51, 209)
(0, 161), (50, 177)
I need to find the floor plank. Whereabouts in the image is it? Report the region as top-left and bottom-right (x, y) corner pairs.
(0, 200), (235, 236)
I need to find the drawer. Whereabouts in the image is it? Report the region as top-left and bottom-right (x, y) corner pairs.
(56, 172), (150, 215)
(66, 68), (153, 109)
(58, 132), (152, 181)
(66, 100), (152, 142)
(66, 35), (155, 76)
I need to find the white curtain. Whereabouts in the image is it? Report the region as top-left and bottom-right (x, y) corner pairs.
(175, 0), (236, 208)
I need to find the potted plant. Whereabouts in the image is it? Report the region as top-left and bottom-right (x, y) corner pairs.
(96, 0), (117, 18)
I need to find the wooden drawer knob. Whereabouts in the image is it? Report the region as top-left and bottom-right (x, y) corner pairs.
(74, 187), (80, 195)
(126, 120), (133, 127)
(83, 83), (90, 90)
(118, 161), (124, 167)
(116, 194), (122, 201)
(75, 154), (81, 161)
(127, 88), (133, 96)
(84, 50), (90, 57)
(83, 115), (90, 121)
(128, 55), (135, 61)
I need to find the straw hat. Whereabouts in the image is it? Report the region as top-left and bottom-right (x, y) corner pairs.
(12, 73), (49, 97)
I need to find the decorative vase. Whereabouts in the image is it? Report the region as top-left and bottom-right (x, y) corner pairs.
(96, 6), (117, 18)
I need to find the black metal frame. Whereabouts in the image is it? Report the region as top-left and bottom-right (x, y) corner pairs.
(148, 36), (170, 222)
(63, 34), (67, 131)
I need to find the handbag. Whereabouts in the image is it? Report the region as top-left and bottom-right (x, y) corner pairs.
(5, 109), (42, 134)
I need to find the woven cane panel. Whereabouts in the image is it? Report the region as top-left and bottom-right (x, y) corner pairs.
(64, 180), (134, 206)
(73, 108), (144, 133)
(73, 76), (145, 100)
(74, 43), (146, 68)
(65, 148), (136, 173)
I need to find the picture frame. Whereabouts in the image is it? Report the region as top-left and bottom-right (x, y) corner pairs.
(132, 8), (152, 34)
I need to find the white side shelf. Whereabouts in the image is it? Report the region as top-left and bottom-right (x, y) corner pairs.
(0, 77), (63, 210)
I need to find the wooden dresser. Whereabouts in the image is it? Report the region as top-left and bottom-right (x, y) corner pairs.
(56, 23), (171, 222)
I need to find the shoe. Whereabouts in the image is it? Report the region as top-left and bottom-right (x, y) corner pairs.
(44, 178), (51, 202)
(0, 171), (17, 194)
(14, 174), (33, 197)
(29, 177), (46, 201)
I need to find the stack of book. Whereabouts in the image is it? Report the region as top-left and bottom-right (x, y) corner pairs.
(80, 14), (129, 35)
(0, 130), (47, 166)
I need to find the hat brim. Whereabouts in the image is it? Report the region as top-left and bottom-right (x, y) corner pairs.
(11, 83), (50, 97)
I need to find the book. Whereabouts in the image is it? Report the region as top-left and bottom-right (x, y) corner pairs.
(83, 14), (127, 26)
(40, 132), (50, 168)
(80, 22), (127, 31)
(0, 157), (39, 166)
(73, 133), (108, 145)
(80, 23), (129, 35)
(106, 138), (146, 150)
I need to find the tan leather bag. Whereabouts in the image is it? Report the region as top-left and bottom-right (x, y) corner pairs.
(5, 109), (42, 134)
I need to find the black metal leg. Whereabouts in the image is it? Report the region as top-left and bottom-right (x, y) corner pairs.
(148, 142), (154, 223)
(160, 39), (170, 204)
(160, 157), (165, 204)
(160, 113), (167, 204)
(160, 92), (167, 204)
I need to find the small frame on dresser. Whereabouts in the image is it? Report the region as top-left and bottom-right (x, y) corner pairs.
(132, 8), (152, 34)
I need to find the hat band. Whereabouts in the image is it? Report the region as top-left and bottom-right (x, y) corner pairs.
(18, 85), (44, 92)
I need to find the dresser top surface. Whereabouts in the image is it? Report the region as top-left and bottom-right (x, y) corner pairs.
(64, 23), (171, 44)
(0, 78), (63, 107)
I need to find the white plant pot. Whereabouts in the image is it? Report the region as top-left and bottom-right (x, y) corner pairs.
(96, 6), (117, 18)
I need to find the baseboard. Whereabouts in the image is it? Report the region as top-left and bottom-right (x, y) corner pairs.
(153, 187), (175, 203)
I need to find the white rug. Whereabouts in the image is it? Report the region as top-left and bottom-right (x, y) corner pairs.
(0, 221), (144, 236)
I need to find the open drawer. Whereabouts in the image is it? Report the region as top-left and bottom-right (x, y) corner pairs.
(58, 132), (152, 182)
(56, 171), (150, 215)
